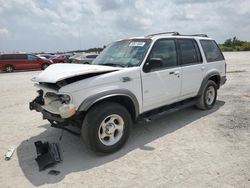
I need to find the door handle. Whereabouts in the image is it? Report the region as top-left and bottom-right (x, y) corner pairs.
(201, 66), (205, 71)
(174, 71), (180, 75)
(169, 71), (180, 77)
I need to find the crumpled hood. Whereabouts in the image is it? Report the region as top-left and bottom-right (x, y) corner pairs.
(32, 63), (121, 83)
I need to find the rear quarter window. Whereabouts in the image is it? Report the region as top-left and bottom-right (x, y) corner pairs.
(200, 40), (224, 62)
(0, 54), (27, 60)
(1, 54), (13, 60)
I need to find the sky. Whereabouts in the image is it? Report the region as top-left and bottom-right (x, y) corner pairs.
(0, 0), (249, 53)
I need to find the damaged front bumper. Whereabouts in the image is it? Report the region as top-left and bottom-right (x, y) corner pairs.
(30, 99), (65, 122)
(29, 90), (76, 122)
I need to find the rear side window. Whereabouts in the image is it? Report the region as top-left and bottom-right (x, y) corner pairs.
(0, 54), (26, 60)
(200, 40), (224, 62)
(178, 39), (202, 65)
(14, 54), (27, 60)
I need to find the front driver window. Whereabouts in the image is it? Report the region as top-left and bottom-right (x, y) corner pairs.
(27, 55), (38, 60)
(148, 39), (177, 70)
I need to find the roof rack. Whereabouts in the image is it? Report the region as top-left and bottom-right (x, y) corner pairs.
(146, 32), (180, 37)
(146, 32), (208, 38)
(181, 34), (208, 37)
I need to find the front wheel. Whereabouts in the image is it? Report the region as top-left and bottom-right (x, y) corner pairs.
(81, 102), (132, 153)
(196, 80), (217, 110)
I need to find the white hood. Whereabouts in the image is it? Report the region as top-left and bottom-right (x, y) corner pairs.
(32, 63), (121, 83)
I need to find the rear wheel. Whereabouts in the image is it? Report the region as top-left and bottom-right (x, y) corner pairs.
(196, 80), (217, 110)
(41, 63), (49, 70)
(81, 102), (132, 153)
(4, 65), (14, 73)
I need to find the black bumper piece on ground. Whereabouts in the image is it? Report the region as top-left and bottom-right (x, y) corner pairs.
(34, 141), (61, 171)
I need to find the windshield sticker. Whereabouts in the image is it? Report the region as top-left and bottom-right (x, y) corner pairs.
(129, 42), (145, 47)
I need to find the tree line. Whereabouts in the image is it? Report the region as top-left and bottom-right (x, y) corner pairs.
(219, 37), (250, 51)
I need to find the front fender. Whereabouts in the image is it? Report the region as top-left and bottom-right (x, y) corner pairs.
(78, 89), (140, 118)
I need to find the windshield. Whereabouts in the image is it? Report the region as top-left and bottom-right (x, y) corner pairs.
(92, 39), (151, 67)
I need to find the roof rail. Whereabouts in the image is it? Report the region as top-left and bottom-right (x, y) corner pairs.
(180, 34), (209, 37)
(146, 32), (180, 37)
(146, 32), (208, 38)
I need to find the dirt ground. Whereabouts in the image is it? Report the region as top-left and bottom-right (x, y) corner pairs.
(0, 52), (249, 188)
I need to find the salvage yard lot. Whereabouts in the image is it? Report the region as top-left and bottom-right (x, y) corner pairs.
(0, 52), (250, 188)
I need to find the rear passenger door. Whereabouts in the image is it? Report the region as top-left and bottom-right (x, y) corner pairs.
(13, 54), (28, 70)
(177, 39), (204, 100)
(27, 54), (41, 69)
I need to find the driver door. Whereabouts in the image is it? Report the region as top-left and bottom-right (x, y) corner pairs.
(141, 39), (182, 112)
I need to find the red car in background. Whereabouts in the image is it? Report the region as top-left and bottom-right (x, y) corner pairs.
(51, 54), (71, 63)
(0, 53), (53, 73)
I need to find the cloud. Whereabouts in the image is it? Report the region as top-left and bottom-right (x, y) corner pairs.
(95, 0), (125, 11)
(0, 0), (249, 52)
(0, 28), (9, 35)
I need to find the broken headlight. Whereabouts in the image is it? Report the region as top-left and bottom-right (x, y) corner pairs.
(59, 94), (71, 104)
(45, 93), (71, 104)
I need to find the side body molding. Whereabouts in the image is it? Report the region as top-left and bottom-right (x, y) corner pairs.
(197, 71), (221, 96)
(78, 89), (140, 118)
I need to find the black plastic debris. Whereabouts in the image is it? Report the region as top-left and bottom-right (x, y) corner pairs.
(48, 170), (61, 176)
(34, 141), (61, 171)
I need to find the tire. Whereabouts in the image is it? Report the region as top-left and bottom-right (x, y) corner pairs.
(41, 63), (49, 70)
(196, 80), (217, 110)
(81, 102), (132, 153)
(4, 65), (14, 73)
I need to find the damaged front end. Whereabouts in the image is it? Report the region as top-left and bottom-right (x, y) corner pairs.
(29, 89), (76, 123)
(30, 88), (82, 136)
(29, 63), (122, 136)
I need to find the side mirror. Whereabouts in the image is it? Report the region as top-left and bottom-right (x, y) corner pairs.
(143, 58), (163, 73)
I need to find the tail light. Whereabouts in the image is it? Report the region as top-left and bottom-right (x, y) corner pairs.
(225, 63), (227, 74)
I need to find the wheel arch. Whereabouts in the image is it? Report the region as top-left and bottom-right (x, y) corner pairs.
(78, 89), (140, 121)
(4, 64), (15, 72)
(198, 71), (221, 96)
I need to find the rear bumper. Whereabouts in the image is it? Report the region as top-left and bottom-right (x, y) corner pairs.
(220, 76), (227, 86)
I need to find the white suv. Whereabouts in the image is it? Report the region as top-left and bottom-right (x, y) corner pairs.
(30, 32), (226, 153)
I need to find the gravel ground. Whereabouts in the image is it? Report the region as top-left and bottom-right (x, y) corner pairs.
(0, 52), (249, 188)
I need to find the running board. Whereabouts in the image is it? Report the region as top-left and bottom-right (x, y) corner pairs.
(139, 98), (197, 122)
